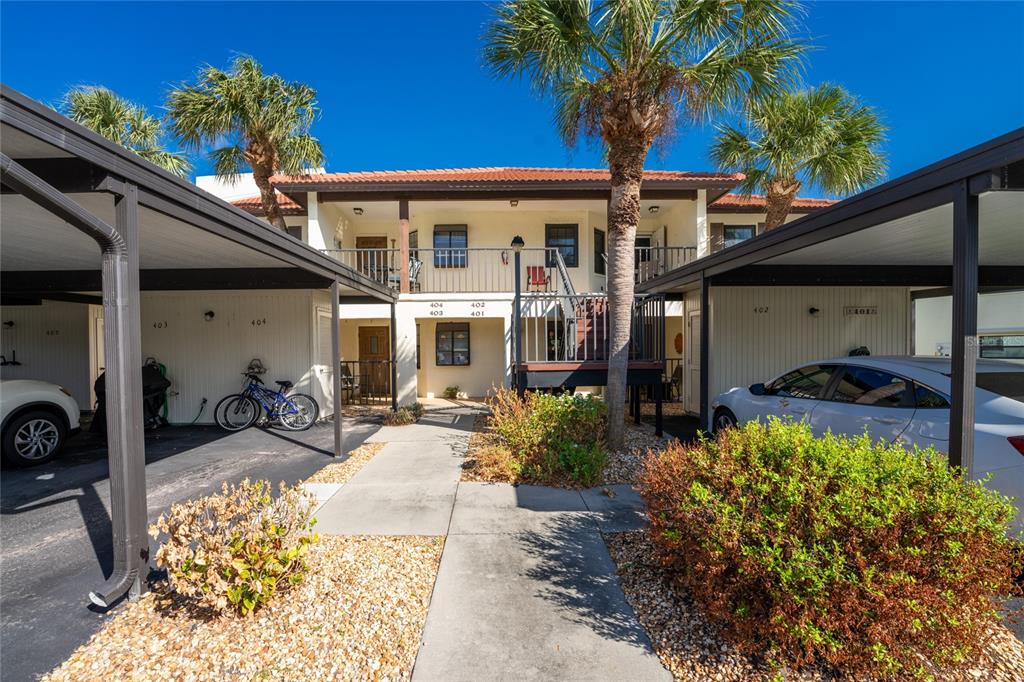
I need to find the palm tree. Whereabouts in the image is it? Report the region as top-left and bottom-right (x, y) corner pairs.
(485, 0), (805, 447)
(166, 56), (324, 230)
(711, 83), (886, 229)
(64, 86), (190, 177)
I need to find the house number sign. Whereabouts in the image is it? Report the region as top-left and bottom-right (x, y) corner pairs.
(843, 306), (877, 316)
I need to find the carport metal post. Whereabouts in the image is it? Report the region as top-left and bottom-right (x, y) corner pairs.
(331, 280), (343, 457)
(0, 155), (148, 606)
(949, 179), (979, 473)
(390, 301), (398, 412)
(699, 274), (711, 432)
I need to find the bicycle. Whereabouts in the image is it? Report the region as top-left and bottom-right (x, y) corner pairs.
(214, 372), (319, 432)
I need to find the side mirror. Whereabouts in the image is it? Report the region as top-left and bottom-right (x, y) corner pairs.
(749, 382), (766, 396)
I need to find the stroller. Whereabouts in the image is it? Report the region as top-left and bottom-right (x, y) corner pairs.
(91, 358), (171, 435)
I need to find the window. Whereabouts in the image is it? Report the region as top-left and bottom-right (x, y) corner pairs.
(769, 365), (835, 399)
(593, 229), (606, 275)
(409, 230), (419, 260)
(634, 234), (653, 262)
(723, 225), (756, 248)
(436, 323), (470, 366)
(830, 366), (909, 407)
(433, 226), (467, 267)
(913, 383), (949, 408)
(979, 334), (1024, 360)
(285, 224), (303, 240)
(545, 224), (578, 267)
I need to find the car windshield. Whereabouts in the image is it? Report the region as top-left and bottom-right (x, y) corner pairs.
(976, 372), (1024, 403)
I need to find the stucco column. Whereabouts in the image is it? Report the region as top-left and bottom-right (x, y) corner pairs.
(393, 303), (418, 406)
(696, 189), (709, 258)
(399, 199), (410, 293)
(306, 192), (327, 250)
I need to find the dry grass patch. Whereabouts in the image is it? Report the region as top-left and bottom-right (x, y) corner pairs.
(305, 441), (385, 484)
(44, 535), (444, 682)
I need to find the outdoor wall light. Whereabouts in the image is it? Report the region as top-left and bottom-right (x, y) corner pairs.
(353, 207), (364, 216)
(648, 205), (660, 214)
(204, 310), (216, 321)
(509, 199), (519, 207)
(2, 321), (13, 328)
(808, 307), (820, 316)
(511, 235), (525, 253)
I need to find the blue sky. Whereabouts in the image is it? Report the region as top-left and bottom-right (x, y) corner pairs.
(2, 1), (1022, 197)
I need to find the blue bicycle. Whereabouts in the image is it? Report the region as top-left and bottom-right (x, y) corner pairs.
(214, 369), (319, 432)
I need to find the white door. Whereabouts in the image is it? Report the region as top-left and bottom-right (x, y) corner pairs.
(685, 311), (701, 414)
(315, 310), (334, 413)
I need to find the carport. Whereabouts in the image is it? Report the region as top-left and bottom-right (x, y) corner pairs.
(641, 128), (1023, 475)
(0, 86), (395, 606)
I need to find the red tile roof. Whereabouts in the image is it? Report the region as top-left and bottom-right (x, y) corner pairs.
(709, 193), (837, 212)
(231, 192), (305, 215)
(269, 166), (743, 186)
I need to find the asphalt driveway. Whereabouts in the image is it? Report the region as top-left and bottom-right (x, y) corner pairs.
(0, 419), (379, 682)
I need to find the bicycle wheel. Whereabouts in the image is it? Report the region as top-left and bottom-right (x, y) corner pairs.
(277, 393), (319, 431)
(214, 394), (259, 431)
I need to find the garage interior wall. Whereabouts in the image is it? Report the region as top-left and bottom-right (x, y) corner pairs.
(914, 290), (1024, 357)
(709, 286), (911, 397)
(0, 300), (92, 408)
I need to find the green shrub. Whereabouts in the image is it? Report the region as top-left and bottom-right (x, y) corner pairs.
(487, 388), (607, 487)
(150, 479), (318, 616)
(442, 385), (460, 399)
(640, 418), (1018, 677)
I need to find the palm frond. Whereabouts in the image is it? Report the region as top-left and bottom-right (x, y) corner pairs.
(277, 134), (325, 176)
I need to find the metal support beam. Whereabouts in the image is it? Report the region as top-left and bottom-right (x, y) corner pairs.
(331, 280), (343, 458)
(390, 301), (399, 412)
(513, 248), (524, 397)
(949, 179), (979, 473)
(699, 275), (711, 432)
(399, 199), (410, 294)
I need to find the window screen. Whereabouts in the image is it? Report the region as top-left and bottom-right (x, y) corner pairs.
(979, 334), (1024, 360)
(545, 224), (578, 267)
(723, 225), (756, 248)
(436, 323), (470, 366)
(770, 365), (835, 399)
(433, 226), (467, 268)
(830, 366), (909, 406)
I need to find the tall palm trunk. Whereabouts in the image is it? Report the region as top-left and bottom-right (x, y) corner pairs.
(252, 162), (287, 230)
(764, 176), (802, 230)
(604, 141), (647, 449)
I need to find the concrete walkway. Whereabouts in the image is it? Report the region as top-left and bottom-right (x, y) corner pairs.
(313, 405), (670, 681)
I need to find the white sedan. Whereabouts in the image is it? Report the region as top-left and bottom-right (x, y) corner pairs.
(712, 356), (1024, 525)
(1, 380), (81, 466)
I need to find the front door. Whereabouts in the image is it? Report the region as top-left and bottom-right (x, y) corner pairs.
(685, 311), (701, 415)
(358, 326), (391, 398)
(355, 236), (389, 280)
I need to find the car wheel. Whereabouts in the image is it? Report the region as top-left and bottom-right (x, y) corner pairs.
(712, 408), (738, 434)
(2, 410), (67, 466)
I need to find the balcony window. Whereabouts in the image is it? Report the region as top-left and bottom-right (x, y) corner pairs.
(635, 234), (652, 262)
(409, 229), (419, 260)
(433, 225), (467, 267)
(545, 223), (578, 267)
(723, 225), (756, 248)
(593, 228), (606, 275)
(436, 322), (470, 366)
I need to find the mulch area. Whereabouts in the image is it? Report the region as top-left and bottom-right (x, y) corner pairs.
(606, 529), (1024, 682)
(304, 442), (385, 484)
(43, 535), (444, 682)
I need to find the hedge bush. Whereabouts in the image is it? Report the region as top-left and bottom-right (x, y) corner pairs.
(383, 401), (423, 426)
(486, 388), (607, 487)
(640, 418), (1018, 678)
(150, 479), (318, 616)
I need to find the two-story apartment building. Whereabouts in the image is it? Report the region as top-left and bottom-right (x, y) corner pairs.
(221, 167), (833, 410)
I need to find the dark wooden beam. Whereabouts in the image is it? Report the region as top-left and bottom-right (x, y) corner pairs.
(312, 188), (697, 203)
(2, 268), (333, 293)
(0, 157), (108, 194)
(709, 265), (1024, 287)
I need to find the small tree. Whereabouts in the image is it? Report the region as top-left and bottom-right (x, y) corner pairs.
(166, 56), (324, 230)
(711, 83), (886, 229)
(485, 0), (805, 447)
(64, 86), (190, 177)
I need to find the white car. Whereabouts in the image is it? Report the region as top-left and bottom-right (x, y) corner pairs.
(712, 356), (1024, 525)
(1, 380), (81, 466)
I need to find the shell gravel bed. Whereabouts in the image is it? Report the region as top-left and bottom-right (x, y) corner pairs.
(43, 535), (444, 682)
(606, 530), (1024, 682)
(304, 441), (386, 484)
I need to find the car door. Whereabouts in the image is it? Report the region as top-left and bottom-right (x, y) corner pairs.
(756, 364), (837, 427)
(811, 364), (915, 443)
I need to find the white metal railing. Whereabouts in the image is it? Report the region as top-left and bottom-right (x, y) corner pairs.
(323, 248), (400, 288)
(634, 246), (698, 283)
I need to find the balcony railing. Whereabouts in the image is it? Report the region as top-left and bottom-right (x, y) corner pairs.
(634, 246), (698, 284)
(326, 248), (400, 288)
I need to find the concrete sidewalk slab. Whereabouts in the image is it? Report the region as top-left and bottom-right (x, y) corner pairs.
(315, 481), (457, 535)
(448, 483), (591, 535)
(412, 529), (670, 682)
(579, 484), (648, 532)
(301, 482), (342, 514)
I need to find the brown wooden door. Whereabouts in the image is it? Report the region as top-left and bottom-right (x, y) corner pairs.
(358, 326), (391, 398)
(355, 236), (389, 279)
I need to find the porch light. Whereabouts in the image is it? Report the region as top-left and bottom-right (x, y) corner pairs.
(648, 205), (660, 214)
(353, 207), (364, 216)
(511, 235), (525, 252)
(510, 199), (519, 207)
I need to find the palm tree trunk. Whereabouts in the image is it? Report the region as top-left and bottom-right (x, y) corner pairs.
(764, 177), (802, 230)
(252, 163), (287, 230)
(604, 144), (646, 450)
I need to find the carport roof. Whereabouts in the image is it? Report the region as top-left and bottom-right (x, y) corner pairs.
(640, 127), (1024, 291)
(0, 85), (394, 300)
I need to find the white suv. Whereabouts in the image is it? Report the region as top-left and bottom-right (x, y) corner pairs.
(1, 380), (81, 466)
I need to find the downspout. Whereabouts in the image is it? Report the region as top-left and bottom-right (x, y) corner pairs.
(1, 154), (147, 607)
